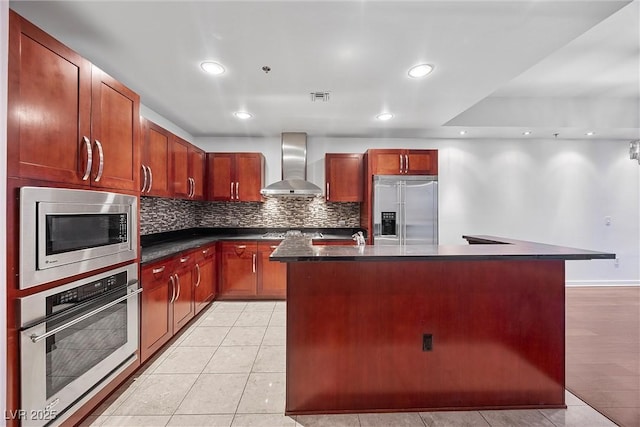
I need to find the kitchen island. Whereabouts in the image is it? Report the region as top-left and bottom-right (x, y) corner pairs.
(271, 236), (614, 415)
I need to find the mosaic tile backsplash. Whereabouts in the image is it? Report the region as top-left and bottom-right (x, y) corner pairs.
(140, 196), (360, 235)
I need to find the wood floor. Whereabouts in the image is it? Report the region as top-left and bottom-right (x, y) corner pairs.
(566, 287), (640, 427)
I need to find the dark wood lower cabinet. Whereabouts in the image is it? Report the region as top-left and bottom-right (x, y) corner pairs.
(140, 259), (174, 363)
(194, 246), (216, 314)
(257, 242), (287, 298)
(219, 241), (286, 300)
(140, 243), (216, 363)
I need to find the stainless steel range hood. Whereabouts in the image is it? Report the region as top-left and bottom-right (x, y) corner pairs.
(260, 132), (323, 197)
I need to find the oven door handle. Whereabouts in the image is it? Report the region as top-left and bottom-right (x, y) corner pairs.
(28, 285), (142, 344)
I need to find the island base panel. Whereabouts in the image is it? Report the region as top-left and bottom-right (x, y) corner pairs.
(285, 260), (565, 414)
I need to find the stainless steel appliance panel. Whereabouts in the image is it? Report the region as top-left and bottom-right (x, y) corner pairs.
(373, 177), (401, 246)
(20, 187), (138, 289)
(373, 175), (438, 246)
(20, 264), (140, 427)
(404, 179), (438, 245)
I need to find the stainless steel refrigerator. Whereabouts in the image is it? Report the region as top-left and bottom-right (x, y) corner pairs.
(373, 175), (438, 245)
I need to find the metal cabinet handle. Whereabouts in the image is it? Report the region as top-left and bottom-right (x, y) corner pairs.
(82, 136), (93, 181)
(147, 165), (153, 192)
(174, 274), (181, 301)
(152, 266), (165, 274)
(235, 182), (239, 200)
(270, 245), (278, 250)
(252, 253), (257, 273)
(405, 154), (409, 173)
(141, 165), (149, 192)
(191, 177), (196, 197)
(230, 182), (234, 199)
(169, 274), (176, 304)
(195, 263), (201, 287)
(237, 245), (247, 249)
(202, 248), (209, 256)
(94, 139), (104, 182)
(180, 256), (190, 263)
(29, 286), (142, 343)
(326, 182), (330, 201)
(399, 154), (404, 174)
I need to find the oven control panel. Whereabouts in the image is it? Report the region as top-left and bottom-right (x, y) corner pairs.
(51, 271), (128, 306)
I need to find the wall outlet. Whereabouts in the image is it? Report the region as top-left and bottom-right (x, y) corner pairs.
(605, 216), (612, 226)
(422, 334), (433, 351)
(614, 257), (620, 268)
(229, 218), (239, 226)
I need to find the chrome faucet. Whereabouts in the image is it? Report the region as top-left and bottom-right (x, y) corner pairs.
(352, 231), (366, 246)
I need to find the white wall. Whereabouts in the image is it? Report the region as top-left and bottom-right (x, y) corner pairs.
(1, 1), (8, 424)
(140, 103), (194, 143)
(196, 135), (640, 286)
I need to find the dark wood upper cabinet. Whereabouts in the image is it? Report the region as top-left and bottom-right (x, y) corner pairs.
(89, 66), (140, 191)
(141, 118), (171, 197)
(325, 153), (363, 202)
(171, 136), (190, 198)
(206, 153), (265, 202)
(368, 149), (437, 176)
(189, 146), (205, 200)
(7, 11), (140, 191)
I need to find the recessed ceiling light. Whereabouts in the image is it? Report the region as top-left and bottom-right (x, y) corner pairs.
(376, 113), (394, 121)
(234, 111), (252, 120)
(523, 131), (532, 136)
(408, 64), (434, 78)
(459, 130), (467, 135)
(200, 61), (225, 75)
(585, 131), (595, 136)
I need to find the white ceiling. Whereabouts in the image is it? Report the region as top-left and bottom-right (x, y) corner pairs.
(9, 0), (640, 140)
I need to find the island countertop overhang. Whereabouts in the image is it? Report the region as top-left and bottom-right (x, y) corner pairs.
(270, 235), (616, 262)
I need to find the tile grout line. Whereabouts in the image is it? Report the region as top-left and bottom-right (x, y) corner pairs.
(162, 302), (239, 424)
(229, 302), (276, 426)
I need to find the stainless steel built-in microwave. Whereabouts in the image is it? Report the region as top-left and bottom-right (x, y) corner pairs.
(20, 187), (138, 290)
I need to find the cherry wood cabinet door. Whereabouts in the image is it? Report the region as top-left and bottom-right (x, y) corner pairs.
(369, 149), (403, 175)
(207, 153), (234, 201)
(171, 136), (190, 198)
(406, 150), (438, 175)
(189, 146), (205, 200)
(325, 153), (363, 202)
(140, 261), (174, 363)
(220, 242), (257, 297)
(257, 242), (286, 299)
(142, 119), (171, 197)
(7, 10), (91, 184)
(236, 153), (265, 201)
(194, 247), (216, 315)
(173, 260), (195, 331)
(90, 66), (140, 191)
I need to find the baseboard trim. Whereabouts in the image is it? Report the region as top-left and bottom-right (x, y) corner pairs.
(565, 280), (640, 287)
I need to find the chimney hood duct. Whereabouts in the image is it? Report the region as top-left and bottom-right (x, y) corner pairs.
(261, 132), (323, 197)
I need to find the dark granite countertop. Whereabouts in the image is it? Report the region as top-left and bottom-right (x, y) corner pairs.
(140, 227), (363, 264)
(270, 235), (616, 262)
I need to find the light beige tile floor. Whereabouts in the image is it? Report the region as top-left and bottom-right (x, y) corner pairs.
(82, 301), (619, 427)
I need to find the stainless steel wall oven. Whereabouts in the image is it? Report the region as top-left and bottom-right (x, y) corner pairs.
(19, 264), (140, 426)
(20, 187), (137, 289)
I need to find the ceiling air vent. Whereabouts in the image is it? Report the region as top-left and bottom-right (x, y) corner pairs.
(310, 91), (330, 102)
